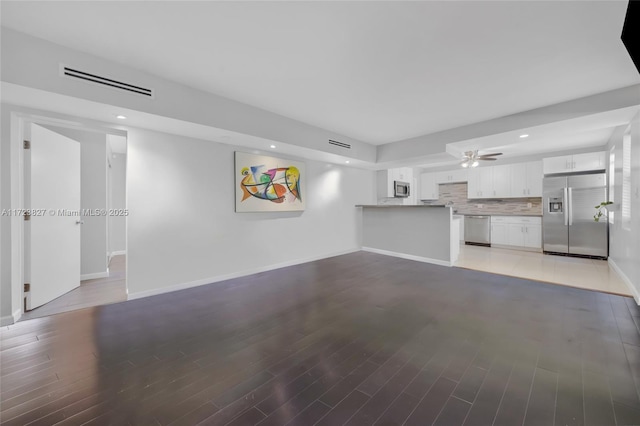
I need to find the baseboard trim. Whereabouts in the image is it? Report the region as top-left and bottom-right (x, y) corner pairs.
(608, 258), (639, 305)
(81, 271), (109, 281)
(1, 309), (22, 326)
(108, 251), (126, 262)
(127, 248), (360, 301)
(362, 247), (451, 267)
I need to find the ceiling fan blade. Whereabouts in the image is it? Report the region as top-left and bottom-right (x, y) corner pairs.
(478, 153), (503, 157)
(480, 158), (497, 161)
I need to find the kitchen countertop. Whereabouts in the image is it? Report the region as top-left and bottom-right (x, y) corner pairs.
(456, 212), (542, 217)
(355, 204), (450, 208)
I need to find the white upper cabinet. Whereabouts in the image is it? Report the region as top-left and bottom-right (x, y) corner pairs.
(436, 169), (468, 184)
(467, 167), (493, 199)
(527, 161), (543, 196)
(467, 161), (542, 199)
(419, 172), (439, 200)
(377, 167), (414, 199)
(511, 161), (542, 197)
(572, 151), (606, 173)
(543, 151), (606, 175)
(395, 167), (413, 182)
(492, 164), (512, 198)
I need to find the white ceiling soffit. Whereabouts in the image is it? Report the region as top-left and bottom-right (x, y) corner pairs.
(1, 82), (376, 170)
(445, 106), (640, 160)
(1, 1), (638, 145)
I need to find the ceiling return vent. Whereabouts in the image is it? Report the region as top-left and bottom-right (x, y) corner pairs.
(328, 139), (351, 149)
(60, 65), (154, 98)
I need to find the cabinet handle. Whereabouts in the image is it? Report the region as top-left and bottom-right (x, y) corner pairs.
(527, 189), (530, 195)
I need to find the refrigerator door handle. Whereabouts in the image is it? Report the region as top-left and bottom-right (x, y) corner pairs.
(563, 187), (569, 226)
(568, 187), (573, 226)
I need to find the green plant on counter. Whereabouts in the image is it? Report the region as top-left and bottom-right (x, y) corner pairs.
(593, 201), (613, 222)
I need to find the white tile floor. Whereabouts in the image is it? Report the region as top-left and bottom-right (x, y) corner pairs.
(454, 244), (632, 296)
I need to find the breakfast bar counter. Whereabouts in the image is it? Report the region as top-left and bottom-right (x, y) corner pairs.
(356, 205), (458, 266)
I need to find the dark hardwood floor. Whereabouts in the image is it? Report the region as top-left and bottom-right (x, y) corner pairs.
(2, 251), (640, 425)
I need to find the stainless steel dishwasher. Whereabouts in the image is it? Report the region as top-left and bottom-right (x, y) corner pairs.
(464, 215), (491, 246)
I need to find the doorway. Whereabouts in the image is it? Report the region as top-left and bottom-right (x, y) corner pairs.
(19, 117), (128, 320)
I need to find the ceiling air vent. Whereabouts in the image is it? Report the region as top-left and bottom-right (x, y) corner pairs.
(328, 139), (351, 149)
(61, 65), (154, 98)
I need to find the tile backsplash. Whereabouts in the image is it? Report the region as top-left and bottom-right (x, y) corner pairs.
(425, 182), (543, 216)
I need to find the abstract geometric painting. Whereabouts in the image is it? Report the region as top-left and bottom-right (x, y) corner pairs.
(235, 152), (305, 212)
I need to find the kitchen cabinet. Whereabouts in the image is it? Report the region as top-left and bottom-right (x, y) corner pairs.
(573, 152), (606, 172)
(468, 167), (493, 199)
(377, 167), (414, 198)
(523, 224), (542, 248)
(467, 161), (542, 199)
(543, 151), (606, 175)
(436, 169), (468, 184)
(492, 164), (512, 198)
(395, 167), (413, 182)
(491, 216), (541, 249)
(507, 223), (526, 246)
(491, 222), (508, 245)
(511, 161), (542, 197)
(419, 172), (439, 200)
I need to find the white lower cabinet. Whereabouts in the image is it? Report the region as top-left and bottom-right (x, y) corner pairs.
(507, 224), (526, 246)
(491, 222), (508, 245)
(523, 224), (542, 248)
(491, 216), (541, 249)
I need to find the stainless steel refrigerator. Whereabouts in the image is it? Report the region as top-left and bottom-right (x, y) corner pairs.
(543, 173), (608, 258)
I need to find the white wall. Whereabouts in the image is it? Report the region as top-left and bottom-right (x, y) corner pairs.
(109, 153), (126, 255)
(126, 128), (376, 298)
(1, 108), (12, 324)
(41, 126), (108, 278)
(608, 112), (640, 302)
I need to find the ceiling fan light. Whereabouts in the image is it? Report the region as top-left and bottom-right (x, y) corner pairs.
(471, 161), (479, 168)
(461, 162), (469, 168)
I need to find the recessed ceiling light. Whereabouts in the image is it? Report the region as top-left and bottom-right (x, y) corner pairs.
(270, 144), (276, 149)
(519, 134), (529, 138)
(345, 160), (350, 164)
(116, 115), (127, 120)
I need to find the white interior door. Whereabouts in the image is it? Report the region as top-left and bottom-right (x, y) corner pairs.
(29, 124), (81, 310)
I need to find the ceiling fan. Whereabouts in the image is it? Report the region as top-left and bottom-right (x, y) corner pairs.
(460, 150), (503, 168)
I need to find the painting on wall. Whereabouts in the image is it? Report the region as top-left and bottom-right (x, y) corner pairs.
(235, 151), (305, 212)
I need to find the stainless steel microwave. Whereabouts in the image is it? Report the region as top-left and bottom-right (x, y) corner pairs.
(394, 181), (410, 197)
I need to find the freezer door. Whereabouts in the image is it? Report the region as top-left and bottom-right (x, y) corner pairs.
(568, 174), (608, 257)
(543, 176), (568, 253)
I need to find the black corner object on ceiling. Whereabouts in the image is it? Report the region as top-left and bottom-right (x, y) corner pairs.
(622, 0), (640, 74)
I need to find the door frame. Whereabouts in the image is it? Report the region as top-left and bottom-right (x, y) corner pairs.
(8, 109), (128, 322)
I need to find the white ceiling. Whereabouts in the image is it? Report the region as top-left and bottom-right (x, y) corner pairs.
(1, 0), (638, 148)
